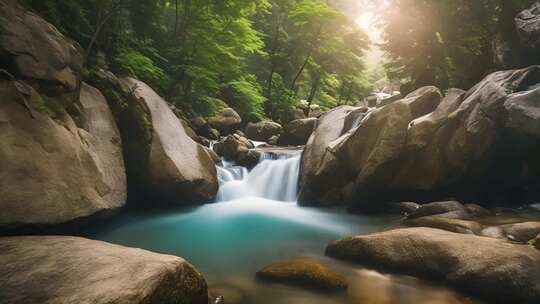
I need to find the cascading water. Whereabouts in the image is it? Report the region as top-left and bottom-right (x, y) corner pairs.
(216, 152), (301, 202)
(87, 146), (468, 304)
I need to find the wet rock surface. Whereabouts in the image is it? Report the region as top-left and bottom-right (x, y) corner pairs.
(326, 227), (540, 304)
(256, 258), (348, 291)
(245, 121), (282, 142)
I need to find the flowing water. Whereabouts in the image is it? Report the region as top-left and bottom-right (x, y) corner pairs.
(85, 152), (482, 304)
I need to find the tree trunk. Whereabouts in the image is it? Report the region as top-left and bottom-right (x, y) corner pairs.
(305, 76), (320, 116)
(345, 82), (354, 104)
(266, 10), (281, 103)
(84, 1), (122, 66)
(174, 0), (179, 36)
(290, 53), (311, 92)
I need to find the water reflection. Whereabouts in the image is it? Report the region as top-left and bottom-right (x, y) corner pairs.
(85, 200), (481, 304)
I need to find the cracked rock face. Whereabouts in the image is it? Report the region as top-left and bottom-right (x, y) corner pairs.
(0, 0), (126, 231)
(516, 2), (540, 50)
(300, 67), (540, 208)
(120, 77), (218, 205)
(0, 80), (127, 230)
(0, 0), (83, 94)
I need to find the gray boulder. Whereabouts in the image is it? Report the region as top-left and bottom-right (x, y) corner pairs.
(299, 87), (442, 206)
(0, 0), (127, 232)
(245, 121), (282, 142)
(0, 80), (126, 231)
(213, 134), (260, 168)
(408, 201), (468, 218)
(326, 227), (540, 303)
(0, 236), (209, 304)
(210, 108), (242, 135)
(121, 78), (218, 204)
(516, 3), (540, 50)
(300, 67), (540, 208)
(279, 117), (317, 146)
(191, 116), (220, 140)
(298, 106), (358, 204)
(0, 0), (82, 96)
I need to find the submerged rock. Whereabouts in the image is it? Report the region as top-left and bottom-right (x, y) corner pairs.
(120, 78), (218, 205)
(326, 227), (540, 303)
(245, 121), (282, 142)
(256, 258), (348, 291)
(0, 236), (209, 304)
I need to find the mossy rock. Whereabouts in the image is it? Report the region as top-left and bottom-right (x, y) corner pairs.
(256, 258), (348, 291)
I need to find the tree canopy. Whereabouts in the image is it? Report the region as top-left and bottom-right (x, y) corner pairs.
(373, 0), (537, 91)
(24, 0), (372, 123)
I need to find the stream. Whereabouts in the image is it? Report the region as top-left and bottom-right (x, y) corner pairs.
(84, 152), (482, 304)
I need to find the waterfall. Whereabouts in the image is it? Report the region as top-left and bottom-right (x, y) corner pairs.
(216, 152), (302, 202)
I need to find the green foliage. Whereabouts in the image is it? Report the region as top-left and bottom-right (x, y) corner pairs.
(222, 76), (267, 123)
(25, 0), (374, 123)
(192, 97), (229, 119)
(268, 74), (298, 123)
(114, 49), (169, 91)
(375, 0), (537, 90)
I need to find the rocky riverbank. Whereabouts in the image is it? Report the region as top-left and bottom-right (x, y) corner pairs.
(1, 0), (540, 303)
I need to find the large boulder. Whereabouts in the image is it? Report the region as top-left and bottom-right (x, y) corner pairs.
(299, 87), (442, 206)
(209, 108), (242, 135)
(300, 67), (540, 208)
(0, 0), (82, 97)
(0, 1), (127, 232)
(120, 78), (218, 205)
(191, 116), (219, 140)
(0, 236), (209, 304)
(256, 258), (348, 291)
(0, 80), (126, 231)
(279, 117), (317, 146)
(245, 121), (282, 142)
(213, 134), (260, 168)
(298, 105), (359, 204)
(326, 228), (540, 304)
(516, 3), (540, 51)
(493, 3), (540, 69)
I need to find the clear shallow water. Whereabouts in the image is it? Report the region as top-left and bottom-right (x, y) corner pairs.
(84, 153), (482, 304)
